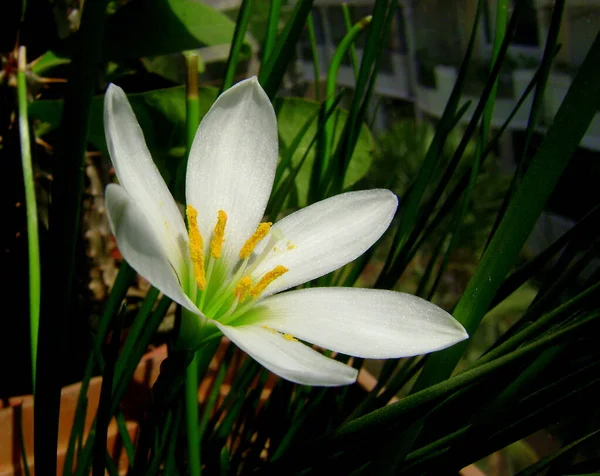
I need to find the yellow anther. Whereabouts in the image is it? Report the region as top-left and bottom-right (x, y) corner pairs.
(240, 222), (272, 259)
(186, 205), (206, 290)
(233, 276), (253, 301)
(250, 265), (288, 298)
(211, 210), (227, 259)
(283, 333), (298, 342)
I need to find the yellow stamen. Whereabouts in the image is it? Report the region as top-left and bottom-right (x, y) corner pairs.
(283, 333), (298, 342)
(233, 276), (253, 301)
(240, 222), (272, 259)
(186, 205), (206, 290)
(211, 210), (228, 259)
(250, 265), (288, 298)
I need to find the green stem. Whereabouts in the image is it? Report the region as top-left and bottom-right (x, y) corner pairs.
(341, 4), (360, 79)
(322, 14), (372, 181)
(186, 54), (201, 152)
(17, 46), (40, 394)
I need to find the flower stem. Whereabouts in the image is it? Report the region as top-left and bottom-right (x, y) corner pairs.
(185, 54), (202, 476)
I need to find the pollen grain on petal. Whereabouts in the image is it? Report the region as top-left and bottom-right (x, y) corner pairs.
(250, 265), (288, 298)
(233, 276), (253, 301)
(260, 325), (278, 334)
(186, 205), (206, 290)
(283, 333), (298, 342)
(211, 210), (228, 259)
(240, 222), (272, 259)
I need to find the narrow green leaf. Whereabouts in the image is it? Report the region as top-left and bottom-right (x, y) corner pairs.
(306, 13), (321, 102)
(262, 0), (282, 62)
(92, 307), (125, 476)
(516, 429), (600, 476)
(17, 46), (40, 394)
(221, 0), (253, 93)
(320, 14), (371, 179)
(259, 0), (314, 99)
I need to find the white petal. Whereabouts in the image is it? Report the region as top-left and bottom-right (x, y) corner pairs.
(186, 77), (278, 267)
(251, 190), (397, 296)
(105, 184), (199, 315)
(216, 323), (358, 386)
(257, 288), (468, 358)
(104, 83), (189, 272)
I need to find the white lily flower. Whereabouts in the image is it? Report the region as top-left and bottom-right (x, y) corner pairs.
(104, 77), (468, 387)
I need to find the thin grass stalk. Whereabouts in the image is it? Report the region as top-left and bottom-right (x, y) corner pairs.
(35, 0), (109, 469)
(199, 364), (227, 441)
(262, 0), (281, 63)
(17, 46), (40, 393)
(306, 13), (321, 102)
(411, 30), (600, 394)
(163, 406), (181, 475)
(491, 203), (600, 309)
(527, 240), (600, 317)
(220, 446), (231, 475)
(104, 452), (118, 476)
(112, 286), (159, 383)
(415, 230), (448, 298)
(63, 354), (96, 475)
(481, 0), (508, 141)
(221, 0), (253, 93)
(92, 307), (124, 476)
(321, 15), (371, 183)
(259, 0), (314, 99)
(341, 4), (360, 79)
(115, 412), (135, 470)
(516, 428), (600, 476)
(15, 403), (32, 476)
